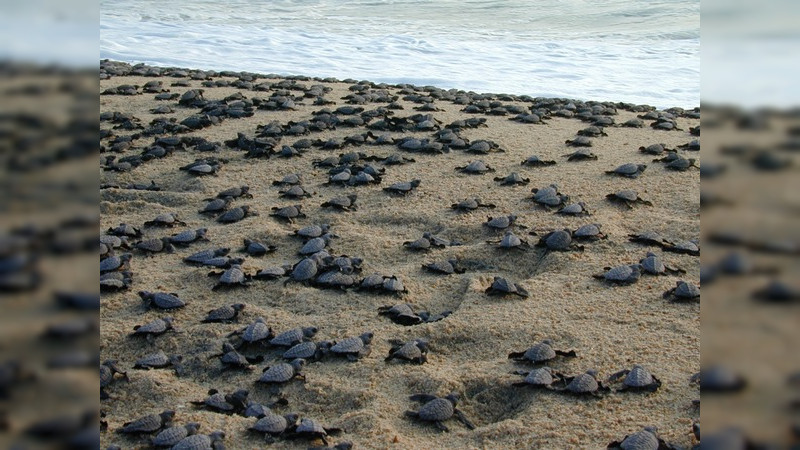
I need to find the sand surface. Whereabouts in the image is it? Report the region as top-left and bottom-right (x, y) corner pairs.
(100, 64), (699, 449)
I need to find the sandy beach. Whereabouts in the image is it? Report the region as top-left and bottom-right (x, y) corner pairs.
(100, 61), (699, 449)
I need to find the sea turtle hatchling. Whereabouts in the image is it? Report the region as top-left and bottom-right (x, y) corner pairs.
(385, 339), (428, 364)
(531, 184), (569, 208)
(404, 392), (475, 432)
(577, 126), (608, 137)
(139, 291), (186, 310)
(270, 326), (319, 347)
(451, 198), (496, 212)
(484, 214), (519, 230)
(377, 303), (451, 326)
(229, 317), (274, 347)
(320, 195), (358, 211)
(663, 280), (700, 302)
(494, 172), (530, 185)
(130, 317), (175, 338)
(135, 238), (176, 255)
(184, 247), (230, 265)
(199, 198), (230, 215)
(691, 365), (747, 393)
(511, 367), (564, 389)
(607, 365), (662, 392)
(562, 148), (598, 161)
(520, 155), (556, 167)
(556, 202), (590, 216)
(208, 264), (251, 290)
(287, 418), (343, 446)
(565, 136), (593, 147)
(202, 303), (246, 323)
(557, 369), (610, 397)
(240, 239), (277, 256)
(383, 179), (421, 195)
(134, 350), (184, 374)
(534, 229), (584, 252)
(292, 224), (331, 240)
(269, 205), (306, 222)
(257, 359), (306, 384)
(606, 190), (653, 208)
(664, 157), (699, 171)
(328, 332), (373, 361)
(249, 412), (299, 443)
(217, 205), (258, 224)
(151, 423), (201, 448)
(283, 258), (318, 285)
(638, 143), (671, 155)
(116, 410), (175, 435)
(191, 388), (250, 414)
(210, 342), (261, 370)
(628, 231), (672, 248)
(100, 253), (132, 273)
(169, 228), (208, 245)
(605, 163), (647, 178)
(279, 185), (313, 198)
(607, 426), (675, 450)
(144, 212), (186, 227)
(487, 230), (529, 250)
(456, 160), (495, 174)
(572, 224), (606, 241)
(100, 360), (128, 399)
(639, 252), (684, 276)
(592, 264), (642, 285)
(170, 430), (225, 450)
(485, 276), (529, 298)
(403, 232), (445, 251)
(663, 239), (700, 256)
(508, 339), (577, 364)
(283, 341), (333, 362)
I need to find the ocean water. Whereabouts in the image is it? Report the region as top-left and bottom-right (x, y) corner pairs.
(100, 0), (699, 108)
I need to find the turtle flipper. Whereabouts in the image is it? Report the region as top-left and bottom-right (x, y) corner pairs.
(454, 409), (475, 430)
(434, 421), (450, 432)
(408, 394), (437, 403)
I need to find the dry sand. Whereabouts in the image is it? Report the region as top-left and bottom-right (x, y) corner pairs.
(100, 65), (699, 449)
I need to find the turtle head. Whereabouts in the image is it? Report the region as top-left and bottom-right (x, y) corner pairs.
(196, 228), (208, 236)
(232, 303), (246, 311)
(209, 431), (226, 442)
(222, 342), (236, 352)
(230, 257), (246, 265)
(303, 326), (319, 338)
(137, 290), (151, 299)
(586, 369), (599, 378)
(360, 332), (374, 344)
(411, 179), (421, 187)
(217, 247), (231, 256)
(415, 339), (430, 352)
(284, 413), (300, 425)
(159, 410), (176, 422)
(444, 392), (460, 406)
(643, 426), (658, 435)
(186, 422), (202, 434)
(290, 358), (306, 371)
(162, 317), (175, 326)
(541, 339), (554, 346)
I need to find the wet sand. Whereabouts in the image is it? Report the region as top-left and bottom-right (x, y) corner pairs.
(100, 63), (699, 449)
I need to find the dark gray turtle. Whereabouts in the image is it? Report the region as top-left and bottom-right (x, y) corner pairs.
(607, 426), (673, 449)
(135, 237), (176, 255)
(381, 276), (408, 295)
(663, 239), (700, 256)
(326, 169), (352, 185)
(151, 423), (201, 448)
(329, 332), (373, 361)
(494, 172), (530, 185)
(663, 280), (700, 302)
(117, 410), (175, 435)
(385, 339), (428, 364)
(484, 214), (518, 230)
(199, 198), (230, 215)
(691, 365), (746, 392)
(606, 190), (653, 208)
(255, 264), (292, 280)
(321, 195), (357, 211)
(557, 202), (590, 216)
(150, 104), (174, 114)
(171, 430), (225, 450)
(664, 157), (699, 171)
(404, 392), (475, 432)
(191, 388), (249, 414)
(572, 223), (606, 241)
(383, 179), (421, 195)
(653, 152), (682, 163)
(130, 316), (174, 338)
(269, 204), (306, 222)
(231, 317), (274, 346)
(202, 303), (246, 323)
(100, 360), (128, 399)
(144, 212), (186, 227)
(531, 184), (569, 208)
(466, 139), (503, 154)
(284, 258), (318, 285)
(607, 365), (662, 392)
(211, 342), (259, 369)
(508, 339), (577, 364)
(752, 280), (800, 302)
(258, 358), (306, 384)
(209, 264), (251, 290)
(422, 258), (465, 275)
(217, 205), (257, 224)
(212, 185), (251, 200)
(638, 143), (670, 155)
(520, 155), (557, 167)
(639, 252), (684, 275)
(169, 229), (208, 245)
(485, 276), (529, 298)
(100, 253), (132, 273)
(249, 412), (299, 443)
(279, 185), (313, 199)
(487, 230), (529, 250)
(456, 160), (495, 174)
(451, 198), (496, 211)
(272, 173), (303, 186)
(378, 303), (451, 326)
(403, 232), (439, 251)
(139, 291), (186, 310)
(300, 235), (332, 255)
(592, 264), (642, 285)
(289, 418), (342, 446)
(134, 350), (184, 373)
(283, 341), (333, 362)
(184, 247), (230, 264)
(292, 224), (331, 240)
(107, 222), (142, 237)
(562, 148), (598, 161)
(558, 369), (610, 396)
(239, 239), (276, 257)
(577, 126), (608, 137)
(621, 118), (645, 128)
(605, 163), (647, 178)
(270, 326), (319, 347)
(628, 231), (672, 248)
(535, 229), (584, 252)
(565, 136), (593, 147)
(512, 367), (563, 389)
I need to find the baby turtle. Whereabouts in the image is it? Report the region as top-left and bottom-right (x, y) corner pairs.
(691, 365), (747, 392)
(565, 136), (592, 147)
(288, 418), (342, 446)
(484, 214), (518, 230)
(184, 247), (230, 265)
(487, 230), (530, 250)
(572, 224), (606, 241)
(270, 326), (319, 347)
(639, 252), (684, 275)
(212, 185), (251, 199)
(456, 160), (495, 174)
(663, 280), (700, 302)
(508, 339), (577, 364)
(107, 222), (142, 237)
(593, 264), (642, 285)
(628, 231), (672, 248)
(240, 239), (277, 257)
(199, 198), (231, 215)
(292, 224), (331, 239)
(557, 369), (610, 397)
(117, 410), (175, 435)
(485, 276), (529, 298)
(562, 148), (598, 161)
(134, 350), (184, 374)
(404, 392), (475, 432)
(269, 205), (305, 222)
(135, 237), (176, 255)
(520, 155), (556, 167)
(279, 185), (313, 199)
(451, 198), (496, 211)
(151, 423), (201, 448)
(607, 365), (662, 392)
(385, 339), (428, 364)
(664, 157), (699, 171)
(211, 342), (260, 370)
(171, 431), (225, 450)
(663, 239), (700, 256)
(557, 202), (590, 216)
(144, 212), (186, 227)
(100, 360), (128, 399)
(531, 184), (569, 208)
(383, 179), (421, 195)
(512, 367), (563, 389)
(283, 341), (333, 362)
(403, 232), (444, 251)
(257, 358), (306, 384)
(578, 126), (608, 137)
(494, 172), (530, 185)
(606, 190), (653, 208)
(329, 332), (373, 361)
(378, 303), (451, 326)
(321, 195), (358, 211)
(208, 264), (251, 290)
(100, 253), (132, 273)
(249, 412), (299, 443)
(202, 303), (246, 323)
(283, 258), (318, 285)
(535, 229), (584, 252)
(605, 163), (647, 178)
(231, 317), (274, 347)
(191, 388), (249, 414)
(217, 205), (258, 224)
(139, 291), (186, 310)
(272, 173), (302, 186)
(639, 143), (670, 155)
(169, 228), (208, 245)
(130, 316), (175, 338)
(607, 426), (674, 450)
(752, 280), (800, 302)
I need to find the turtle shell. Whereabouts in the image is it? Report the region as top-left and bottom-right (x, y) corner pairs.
(134, 350), (170, 368)
(558, 203), (586, 215)
(170, 229), (205, 244)
(271, 327), (316, 347)
(490, 277), (518, 293)
(295, 418), (327, 435)
(218, 207), (247, 223)
(417, 398), (454, 421)
(171, 433), (215, 450)
(250, 413), (290, 434)
(133, 317), (173, 335)
(573, 224), (602, 238)
(242, 318), (271, 342)
(300, 237), (327, 255)
(219, 265), (245, 284)
(119, 410), (174, 433)
(294, 224), (328, 238)
(523, 367), (556, 385)
(331, 336), (365, 354)
(500, 231), (523, 247)
(141, 292), (185, 309)
(185, 248), (229, 263)
(204, 304), (243, 322)
(382, 277), (406, 293)
(673, 281), (700, 299)
(486, 215), (514, 229)
(283, 341), (319, 360)
(623, 365), (655, 387)
(258, 362), (298, 383)
(544, 230), (572, 250)
(290, 258), (318, 281)
(152, 424), (198, 447)
(639, 253), (665, 274)
(391, 340), (425, 361)
(463, 160), (490, 173)
(615, 190), (640, 202)
(603, 265), (641, 283)
(220, 347), (250, 367)
(618, 428), (660, 449)
(566, 372), (600, 393)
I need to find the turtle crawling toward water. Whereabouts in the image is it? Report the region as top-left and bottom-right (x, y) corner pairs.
(607, 365), (662, 392)
(606, 189), (653, 208)
(508, 339), (577, 364)
(485, 276), (529, 298)
(512, 367), (563, 389)
(287, 418), (343, 446)
(270, 205), (306, 222)
(565, 136), (593, 147)
(605, 163), (647, 178)
(557, 369), (610, 397)
(321, 195), (358, 211)
(385, 338), (428, 364)
(328, 332), (373, 361)
(639, 252), (684, 276)
(562, 148), (597, 161)
(531, 184), (570, 208)
(607, 426), (676, 449)
(455, 160), (495, 174)
(572, 223), (606, 241)
(494, 172), (530, 185)
(592, 264), (642, 285)
(484, 214), (520, 230)
(404, 392), (475, 432)
(378, 303), (451, 326)
(487, 230), (530, 250)
(208, 264), (252, 290)
(383, 179), (421, 195)
(451, 198), (496, 212)
(534, 229), (585, 252)
(248, 412), (299, 443)
(520, 155), (556, 167)
(663, 280), (700, 302)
